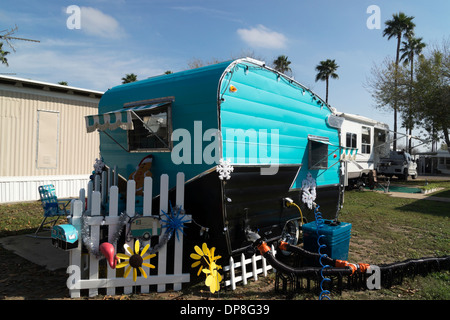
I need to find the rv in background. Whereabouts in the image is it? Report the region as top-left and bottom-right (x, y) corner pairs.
(334, 112), (390, 188)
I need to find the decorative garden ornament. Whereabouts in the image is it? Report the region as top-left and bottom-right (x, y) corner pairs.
(116, 239), (156, 282)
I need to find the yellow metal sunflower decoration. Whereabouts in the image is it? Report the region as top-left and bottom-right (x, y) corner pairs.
(116, 239), (156, 282)
(190, 243), (222, 293)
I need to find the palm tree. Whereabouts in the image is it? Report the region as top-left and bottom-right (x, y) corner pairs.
(383, 12), (416, 150)
(0, 43), (10, 66)
(400, 36), (426, 152)
(121, 73), (138, 84)
(315, 59), (339, 104)
(273, 55), (292, 75)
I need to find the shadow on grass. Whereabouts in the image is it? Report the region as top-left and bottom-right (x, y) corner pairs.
(396, 198), (450, 218)
(432, 189), (450, 198)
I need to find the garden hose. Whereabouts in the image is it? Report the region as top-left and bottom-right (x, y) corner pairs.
(255, 239), (353, 276)
(278, 240), (370, 274)
(285, 201), (304, 226)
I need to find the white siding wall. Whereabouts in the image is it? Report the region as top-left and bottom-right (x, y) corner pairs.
(0, 78), (102, 203)
(0, 175), (90, 203)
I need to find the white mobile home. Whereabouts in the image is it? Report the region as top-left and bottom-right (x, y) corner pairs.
(0, 75), (102, 203)
(335, 112), (390, 186)
(417, 150), (450, 175)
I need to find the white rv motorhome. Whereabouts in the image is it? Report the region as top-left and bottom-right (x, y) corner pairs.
(335, 112), (390, 187)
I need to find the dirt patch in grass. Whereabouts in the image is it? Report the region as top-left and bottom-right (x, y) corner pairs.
(0, 245), (68, 300)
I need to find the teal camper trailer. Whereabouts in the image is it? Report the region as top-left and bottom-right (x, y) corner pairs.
(86, 58), (345, 257)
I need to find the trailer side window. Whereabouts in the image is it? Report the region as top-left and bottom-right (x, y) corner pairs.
(361, 126), (371, 154)
(308, 135), (329, 170)
(377, 131), (386, 143)
(128, 103), (172, 151)
(346, 132), (357, 149)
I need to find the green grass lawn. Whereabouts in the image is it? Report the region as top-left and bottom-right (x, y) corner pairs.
(341, 190), (449, 264)
(0, 201), (45, 237)
(334, 181), (450, 300)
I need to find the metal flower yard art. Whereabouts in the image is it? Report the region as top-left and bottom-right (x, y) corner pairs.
(203, 262), (223, 294)
(161, 203), (190, 241)
(191, 243), (223, 293)
(116, 239), (156, 282)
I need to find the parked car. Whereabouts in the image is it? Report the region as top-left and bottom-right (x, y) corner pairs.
(377, 150), (417, 180)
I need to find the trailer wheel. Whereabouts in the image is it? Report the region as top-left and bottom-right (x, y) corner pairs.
(142, 232), (151, 241)
(280, 220), (300, 255)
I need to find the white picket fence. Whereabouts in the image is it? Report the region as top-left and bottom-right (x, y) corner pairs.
(66, 170), (191, 298)
(223, 245), (277, 290)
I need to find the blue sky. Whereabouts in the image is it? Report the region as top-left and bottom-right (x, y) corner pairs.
(1, 0), (449, 141)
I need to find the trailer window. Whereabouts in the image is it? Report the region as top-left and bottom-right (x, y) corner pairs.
(361, 126), (371, 154)
(377, 131), (386, 143)
(308, 136), (329, 170)
(128, 103), (172, 151)
(346, 133), (357, 149)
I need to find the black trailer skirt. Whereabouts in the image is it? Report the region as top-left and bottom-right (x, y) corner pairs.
(174, 165), (341, 258)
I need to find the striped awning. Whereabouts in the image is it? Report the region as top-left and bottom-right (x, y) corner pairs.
(85, 103), (167, 133)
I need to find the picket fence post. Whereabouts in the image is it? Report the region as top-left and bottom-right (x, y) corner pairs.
(140, 177), (152, 294)
(68, 198), (83, 298)
(123, 179), (135, 295)
(106, 185), (119, 296)
(88, 190), (101, 297)
(173, 172), (185, 291)
(157, 174), (168, 293)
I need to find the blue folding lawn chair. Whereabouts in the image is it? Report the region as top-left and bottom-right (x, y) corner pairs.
(32, 184), (71, 237)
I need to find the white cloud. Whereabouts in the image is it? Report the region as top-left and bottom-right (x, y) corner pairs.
(8, 42), (168, 91)
(237, 25), (287, 49)
(80, 6), (126, 39)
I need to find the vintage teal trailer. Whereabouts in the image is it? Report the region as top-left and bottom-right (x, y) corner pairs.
(86, 58), (344, 256)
